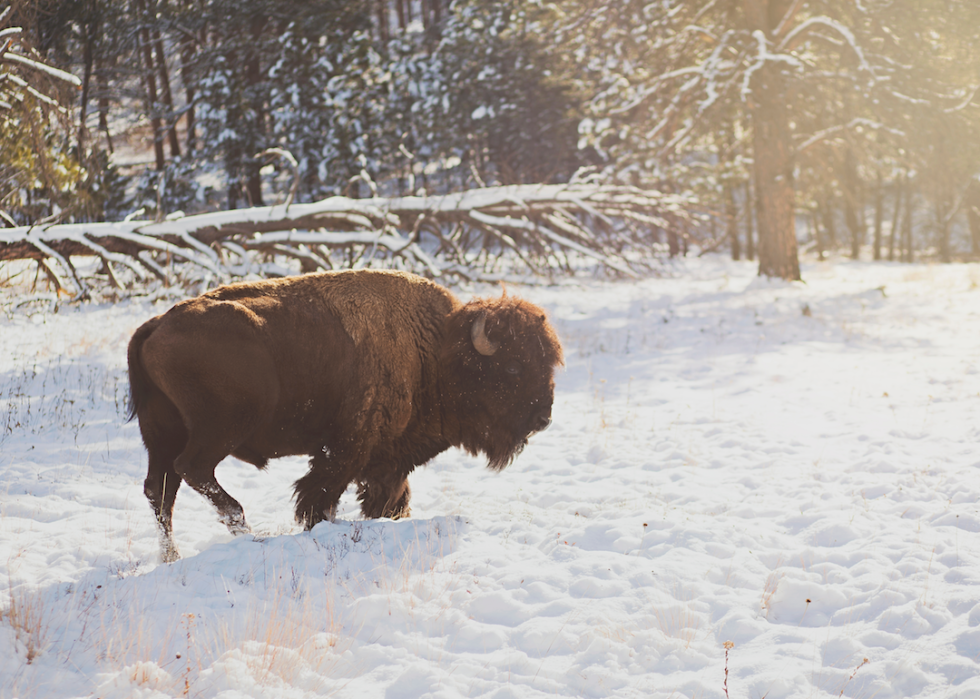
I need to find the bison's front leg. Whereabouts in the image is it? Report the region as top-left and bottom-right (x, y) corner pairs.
(357, 473), (411, 520)
(293, 443), (369, 529)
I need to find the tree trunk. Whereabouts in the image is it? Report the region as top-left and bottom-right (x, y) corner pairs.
(936, 199), (951, 263)
(742, 0), (800, 280)
(133, 0), (165, 170)
(888, 176), (903, 262)
(152, 27), (181, 158)
(811, 210), (824, 260)
(968, 180), (980, 256)
(179, 2), (198, 153)
(932, 164), (952, 262)
(725, 183), (740, 260)
(667, 228), (680, 258)
(902, 182), (914, 263)
(934, 129), (952, 263)
(243, 16), (265, 207)
(843, 149), (863, 260)
(78, 14), (94, 153)
(819, 195), (837, 253)
(396, 0), (406, 30)
(431, 0), (442, 36)
(744, 180), (755, 260)
(96, 52), (113, 153)
(872, 171), (883, 261)
(377, 0), (389, 42)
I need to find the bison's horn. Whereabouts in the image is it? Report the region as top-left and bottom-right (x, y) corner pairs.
(471, 312), (499, 356)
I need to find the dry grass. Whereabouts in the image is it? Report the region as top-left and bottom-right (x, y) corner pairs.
(353, 518), (462, 641)
(0, 582), (52, 699)
(0, 517), (460, 696)
(594, 623), (635, 644)
(761, 564), (784, 619)
(94, 595), (182, 686)
(201, 581), (344, 691)
(1, 584), (49, 666)
(654, 602), (703, 649)
(837, 657), (870, 697)
(84, 568), (352, 694)
(95, 518), (460, 693)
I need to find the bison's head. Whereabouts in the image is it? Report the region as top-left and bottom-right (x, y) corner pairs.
(441, 293), (564, 470)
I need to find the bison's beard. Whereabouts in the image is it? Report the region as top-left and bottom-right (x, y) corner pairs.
(482, 425), (533, 472)
(486, 440), (525, 472)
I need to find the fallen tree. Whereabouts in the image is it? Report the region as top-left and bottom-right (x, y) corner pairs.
(0, 183), (693, 299)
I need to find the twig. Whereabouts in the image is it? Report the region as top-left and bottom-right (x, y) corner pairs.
(255, 148), (300, 213)
(724, 641), (734, 698)
(839, 658), (869, 697)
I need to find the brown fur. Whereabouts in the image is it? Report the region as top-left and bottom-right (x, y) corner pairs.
(127, 269), (563, 561)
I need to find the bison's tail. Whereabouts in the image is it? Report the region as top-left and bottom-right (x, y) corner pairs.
(126, 316), (162, 423)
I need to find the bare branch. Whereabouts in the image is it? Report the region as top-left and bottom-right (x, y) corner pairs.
(774, 0), (805, 41)
(945, 84), (980, 113)
(795, 118), (905, 155)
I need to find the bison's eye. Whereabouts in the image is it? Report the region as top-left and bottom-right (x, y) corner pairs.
(504, 360), (523, 376)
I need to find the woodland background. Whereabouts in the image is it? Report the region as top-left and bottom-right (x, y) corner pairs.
(2, 0), (980, 282)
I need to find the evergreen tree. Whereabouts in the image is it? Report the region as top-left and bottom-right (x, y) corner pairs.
(553, 0), (980, 277)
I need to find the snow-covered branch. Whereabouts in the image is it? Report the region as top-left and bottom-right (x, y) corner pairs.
(605, 67), (702, 117)
(741, 28), (805, 103)
(887, 90), (930, 106)
(697, 30), (735, 115)
(1, 51), (81, 86)
(1, 5), (81, 126)
(777, 16), (873, 79)
(0, 184), (693, 297)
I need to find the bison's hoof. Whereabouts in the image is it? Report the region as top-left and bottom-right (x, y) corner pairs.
(158, 531), (181, 563)
(220, 512), (251, 536)
(299, 504), (337, 530)
(161, 542), (181, 564)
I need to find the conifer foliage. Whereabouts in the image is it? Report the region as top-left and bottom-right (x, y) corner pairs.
(2, 0), (980, 282)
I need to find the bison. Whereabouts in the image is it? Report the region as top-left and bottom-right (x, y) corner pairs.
(127, 269), (563, 562)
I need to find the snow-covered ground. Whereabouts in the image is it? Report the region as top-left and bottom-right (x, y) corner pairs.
(1, 255), (980, 698)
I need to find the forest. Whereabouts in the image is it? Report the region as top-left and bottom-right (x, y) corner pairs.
(2, 0), (980, 287)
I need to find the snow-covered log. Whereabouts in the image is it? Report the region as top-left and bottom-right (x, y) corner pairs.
(0, 184), (691, 298)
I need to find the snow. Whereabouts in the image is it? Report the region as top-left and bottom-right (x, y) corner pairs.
(2, 255), (980, 698)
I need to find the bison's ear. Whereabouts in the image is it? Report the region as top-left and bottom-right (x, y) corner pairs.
(471, 312), (500, 356)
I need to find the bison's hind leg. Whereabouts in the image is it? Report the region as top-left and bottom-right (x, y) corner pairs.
(357, 465), (412, 520)
(138, 393), (187, 562)
(173, 427), (253, 537)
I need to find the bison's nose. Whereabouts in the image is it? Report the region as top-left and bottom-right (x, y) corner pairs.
(533, 412), (552, 432)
